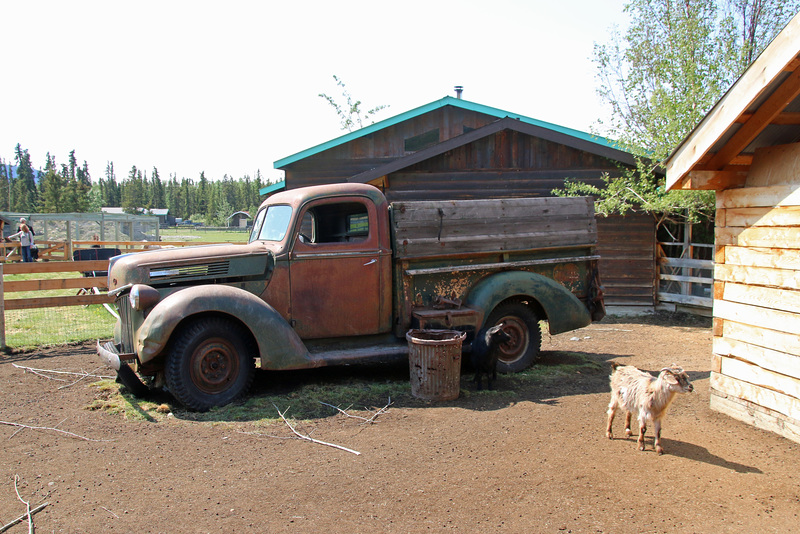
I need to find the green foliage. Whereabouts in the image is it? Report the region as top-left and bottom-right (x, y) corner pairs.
(319, 75), (389, 132)
(560, 0), (798, 225)
(3, 145), (270, 220)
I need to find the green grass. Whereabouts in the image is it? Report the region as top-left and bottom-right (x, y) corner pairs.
(159, 228), (250, 243)
(4, 271), (118, 349)
(91, 350), (605, 424)
(3, 229), (249, 349)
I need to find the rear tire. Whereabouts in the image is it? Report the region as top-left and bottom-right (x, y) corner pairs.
(165, 317), (255, 411)
(475, 301), (541, 373)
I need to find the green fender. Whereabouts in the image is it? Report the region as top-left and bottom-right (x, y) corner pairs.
(464, 271), (591, 335)
(135, 284), (318, 369)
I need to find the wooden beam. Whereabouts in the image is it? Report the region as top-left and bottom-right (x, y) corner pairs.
(665, 13), (800, 189)
(675, 170), (748, 190)
(705, 67), (800, 170)
(736, 111), (800, 124)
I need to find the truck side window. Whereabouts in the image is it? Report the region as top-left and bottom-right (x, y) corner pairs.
(302, 202), (369, 244)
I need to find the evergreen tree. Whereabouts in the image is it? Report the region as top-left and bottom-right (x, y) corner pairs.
(0, 158), (9, 211)
(40, 153), (64, 212)
(12, 144), (37, 212)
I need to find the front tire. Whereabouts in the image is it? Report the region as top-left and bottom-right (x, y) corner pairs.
(476, 300), (542, 373)
(165, 317), (256, 411)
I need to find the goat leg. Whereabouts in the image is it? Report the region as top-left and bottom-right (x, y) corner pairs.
(653, 420), (664, 455)
(606, 403), (616, 439)
(624, 412), (633, 438)
(637, 422), (647, 451)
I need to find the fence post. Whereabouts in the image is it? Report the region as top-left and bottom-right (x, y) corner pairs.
(0, 262), (5, 350)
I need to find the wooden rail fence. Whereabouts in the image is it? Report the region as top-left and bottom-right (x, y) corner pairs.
(0, 240), (221, 349)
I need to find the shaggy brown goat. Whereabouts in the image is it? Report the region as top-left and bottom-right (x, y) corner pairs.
(605, 362), (693, 454)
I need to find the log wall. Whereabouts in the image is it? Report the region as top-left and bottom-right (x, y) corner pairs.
(711, 143), (800, 444)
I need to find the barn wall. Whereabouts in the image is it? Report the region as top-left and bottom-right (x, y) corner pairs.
(595, 214), (656, 310)
(282, 113), (655, 310)
(711, 143), (800, 444)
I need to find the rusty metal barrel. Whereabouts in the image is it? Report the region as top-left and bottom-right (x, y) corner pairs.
(405, 329), (466, 401)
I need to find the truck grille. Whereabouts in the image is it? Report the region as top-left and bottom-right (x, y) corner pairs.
(117, 296), (135, 353)
(149, 260), (230, 281)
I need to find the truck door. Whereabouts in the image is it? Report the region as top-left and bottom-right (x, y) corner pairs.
(288, 197), (385, 339)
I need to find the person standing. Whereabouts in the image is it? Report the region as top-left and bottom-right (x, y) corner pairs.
(9, 223), (35, 262)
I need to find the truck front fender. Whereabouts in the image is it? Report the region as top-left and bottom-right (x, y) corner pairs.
(465, 271), (591, 335)
(135, 285), (317, 369)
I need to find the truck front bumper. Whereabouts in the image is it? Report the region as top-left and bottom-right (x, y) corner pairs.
(97, 341), (150, 398)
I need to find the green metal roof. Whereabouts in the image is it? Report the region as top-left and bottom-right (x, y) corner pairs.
(259, 180), (286, 196)
(274, 96), (623, 169)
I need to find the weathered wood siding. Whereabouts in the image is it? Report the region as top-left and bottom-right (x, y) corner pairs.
(284, 107), (501, 186)
(390, 196), (596, 259)
(711, 143), (800, 444)
(282, 106), (654, 309)
(596, 214), (656, 308)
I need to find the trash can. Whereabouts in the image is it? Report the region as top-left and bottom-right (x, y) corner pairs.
(406, 329), (466, 401)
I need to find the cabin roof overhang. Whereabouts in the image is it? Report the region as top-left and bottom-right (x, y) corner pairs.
(666, 12), (800, 192)
(274, 96), (630, 170)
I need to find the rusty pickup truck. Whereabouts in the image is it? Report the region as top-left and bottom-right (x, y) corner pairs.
(98, 183), (604, 410)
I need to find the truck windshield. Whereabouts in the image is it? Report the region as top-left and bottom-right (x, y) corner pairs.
(249, 205), (293, 243)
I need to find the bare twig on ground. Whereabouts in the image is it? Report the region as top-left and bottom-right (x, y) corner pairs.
(58, 366), (110, 390)
(1, 475), (48, 534)
(271, 404), (361, 455)
(12, 363), (114, 383)
(101, 506), (119, 518)
(0, 502), (48, 534)
(320, 398), (393, 424)
(1, 420), (111, 442)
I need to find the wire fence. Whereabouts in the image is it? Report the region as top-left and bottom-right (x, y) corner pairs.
(4, 303), (116, 350)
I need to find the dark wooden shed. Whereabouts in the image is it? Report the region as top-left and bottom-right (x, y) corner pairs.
(271, 97), (657, 312)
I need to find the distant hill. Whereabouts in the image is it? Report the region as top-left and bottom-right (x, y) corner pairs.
(0, 163), (42, 182)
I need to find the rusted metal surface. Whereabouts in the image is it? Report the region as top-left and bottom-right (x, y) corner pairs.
(406, 329), (466, 401)
(98, 182), (604, 409)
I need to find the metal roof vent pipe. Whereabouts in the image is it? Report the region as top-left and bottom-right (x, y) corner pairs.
(454, 86), (463, 99)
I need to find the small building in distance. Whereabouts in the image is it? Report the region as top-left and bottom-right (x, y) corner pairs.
(227, 211), (252, 228)
(102, 207), (174, 228)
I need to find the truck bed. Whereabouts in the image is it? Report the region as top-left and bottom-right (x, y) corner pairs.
(390, 196), (596, 259)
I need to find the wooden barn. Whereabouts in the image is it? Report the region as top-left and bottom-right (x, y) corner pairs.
(269, 97), (658, 312)
(666, 12), (800, 443)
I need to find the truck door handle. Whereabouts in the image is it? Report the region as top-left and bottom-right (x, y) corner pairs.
(363, 259), (377, 266)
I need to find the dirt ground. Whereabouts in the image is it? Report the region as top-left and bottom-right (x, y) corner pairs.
(1, 313), (798, 533)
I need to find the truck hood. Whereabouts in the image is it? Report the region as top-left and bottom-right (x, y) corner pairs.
(106, 242), (275, 293)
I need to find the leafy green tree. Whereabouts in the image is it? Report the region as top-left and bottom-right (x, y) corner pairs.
(558, 0), (798, 224)
(319, 75), (389, 132)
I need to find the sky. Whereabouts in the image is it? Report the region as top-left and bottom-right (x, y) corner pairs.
(1, 0), (628, 184)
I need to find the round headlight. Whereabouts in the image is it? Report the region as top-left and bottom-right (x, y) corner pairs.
(129, 284), (160, 311)
(129, 286), (141, 310)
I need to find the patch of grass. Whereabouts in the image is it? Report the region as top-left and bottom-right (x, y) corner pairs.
(86, 380), (172, 421)
(159, 228), (250, 243)
(89, 350), (604, 422)
(4, 272), (117, 349)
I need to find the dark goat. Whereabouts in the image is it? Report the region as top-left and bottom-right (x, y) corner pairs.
(472, 323), (512, 390)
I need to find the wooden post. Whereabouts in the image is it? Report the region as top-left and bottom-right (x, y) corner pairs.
(0, 262), (5, 350)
